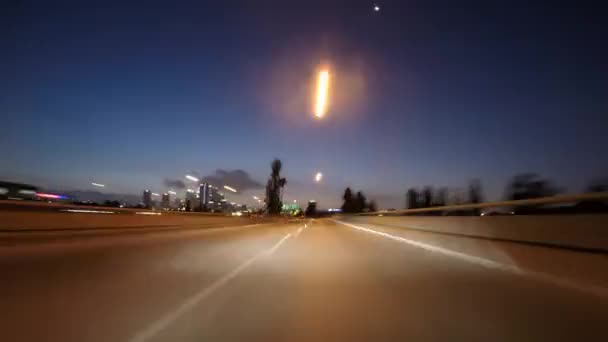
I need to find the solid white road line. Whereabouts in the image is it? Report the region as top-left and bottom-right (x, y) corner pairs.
(334, 220), (608, 299)
(129, 232), (292, 342)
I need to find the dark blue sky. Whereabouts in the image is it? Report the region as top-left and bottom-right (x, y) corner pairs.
(2, 0), (607, 208)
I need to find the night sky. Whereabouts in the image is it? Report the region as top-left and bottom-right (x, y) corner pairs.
(2, 1), (607, 208)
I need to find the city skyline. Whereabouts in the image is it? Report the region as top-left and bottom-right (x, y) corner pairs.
(2, 1), (607, 209)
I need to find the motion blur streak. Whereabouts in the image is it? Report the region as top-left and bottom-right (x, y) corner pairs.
(185, 175), (199, 182)
(135, 212), (161, 215)
(36, 193), (67, 199)
(315, 70), (329, 118)
(91, 183), (105, 187)
(223, 185), (237, 193)
(61, 209), (115, 214)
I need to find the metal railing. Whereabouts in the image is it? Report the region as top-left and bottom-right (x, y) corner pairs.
(361, 192), (608, 216)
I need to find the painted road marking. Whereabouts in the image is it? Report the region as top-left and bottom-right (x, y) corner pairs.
(335, 220), (608, 299)
(129, 233), (292, 342)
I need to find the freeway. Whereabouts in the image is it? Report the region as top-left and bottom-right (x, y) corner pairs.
(1, 218), (607, 341)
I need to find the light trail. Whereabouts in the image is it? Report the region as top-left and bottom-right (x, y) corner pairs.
(315, 70), (329, 118)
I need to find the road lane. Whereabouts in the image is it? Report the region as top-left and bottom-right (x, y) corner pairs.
(0, 222), (300, 342)
(2, 219), (607, 341)
(146, 219), (608, 341)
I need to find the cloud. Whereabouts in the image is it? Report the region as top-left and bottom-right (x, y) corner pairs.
(163, 178), (186, 189)
(202, 169), (263, 192)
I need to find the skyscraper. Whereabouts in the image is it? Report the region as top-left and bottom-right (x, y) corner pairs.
(161, 193), (170, 209)
(143, 190), (152, 209)
(185, 190), (197, 211)
(199, 183), (209, 211)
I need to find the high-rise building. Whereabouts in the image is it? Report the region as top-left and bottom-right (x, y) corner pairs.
(161, 193), (170, 209)
(185, 190), (197, 211)
(199, 183), (209, 211)
(143, 190), (152, 209)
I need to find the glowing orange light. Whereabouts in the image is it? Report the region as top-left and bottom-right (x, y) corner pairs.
(315, 70), (330, 118)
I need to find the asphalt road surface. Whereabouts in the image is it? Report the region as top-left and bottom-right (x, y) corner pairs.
(2, 219), (607, 341)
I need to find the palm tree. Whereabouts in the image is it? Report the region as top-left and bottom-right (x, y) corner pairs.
(266, 159), (287, 214)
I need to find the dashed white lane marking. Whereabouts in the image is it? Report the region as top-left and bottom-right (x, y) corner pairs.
(129, 232), (292, 342)
(334, 220), (608, 299)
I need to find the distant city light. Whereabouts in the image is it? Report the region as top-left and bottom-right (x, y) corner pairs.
(136, 212), (161, 215)
(91, 182), (105, 187)
(151, 193), (160, 197)
(224, 185), (237, 193)
(36, 193), (68, 199)
(315, 70), (330, 118)
(185, 175), (199, 182)
(293, 199), (297, 203)
(374, 4), (380, 12)
(315, 172), (323, 182)
(186, 189), (194, 193)
(168, 191), (177, 195)
(253, 196), (259, 200)
(18, 189), (36, 195)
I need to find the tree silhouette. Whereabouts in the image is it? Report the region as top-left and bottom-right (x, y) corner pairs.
(586, 179), (608, 193)
(576, 179), (608, 213)
(468, 179), (483, 203)
(406, 188), (418, 209)
(265, 159), (286, 214)
(367, 200), (378, 212)
(468, 179), (483, 215)
(433, 187), (448, 207)
(506, 173), (561, 214)
(422, 186), (433, 208)
(506, 173), (559, 201)
(305, 201), (317, 217)
(341, 187), (354, 213)
(355, 191), (367, 213)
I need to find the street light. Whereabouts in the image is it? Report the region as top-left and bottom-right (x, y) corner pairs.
(224, 185), (237, 193)
(315, 70), (330, 118)
(185, 175), (199, 182)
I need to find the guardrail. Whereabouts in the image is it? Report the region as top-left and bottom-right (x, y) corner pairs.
(363, 192), (608, 216)
(340, 192), (608, 252)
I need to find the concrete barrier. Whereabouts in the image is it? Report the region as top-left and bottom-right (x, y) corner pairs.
(0, 211), (272, 232)
(339, 215), (608, 252)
